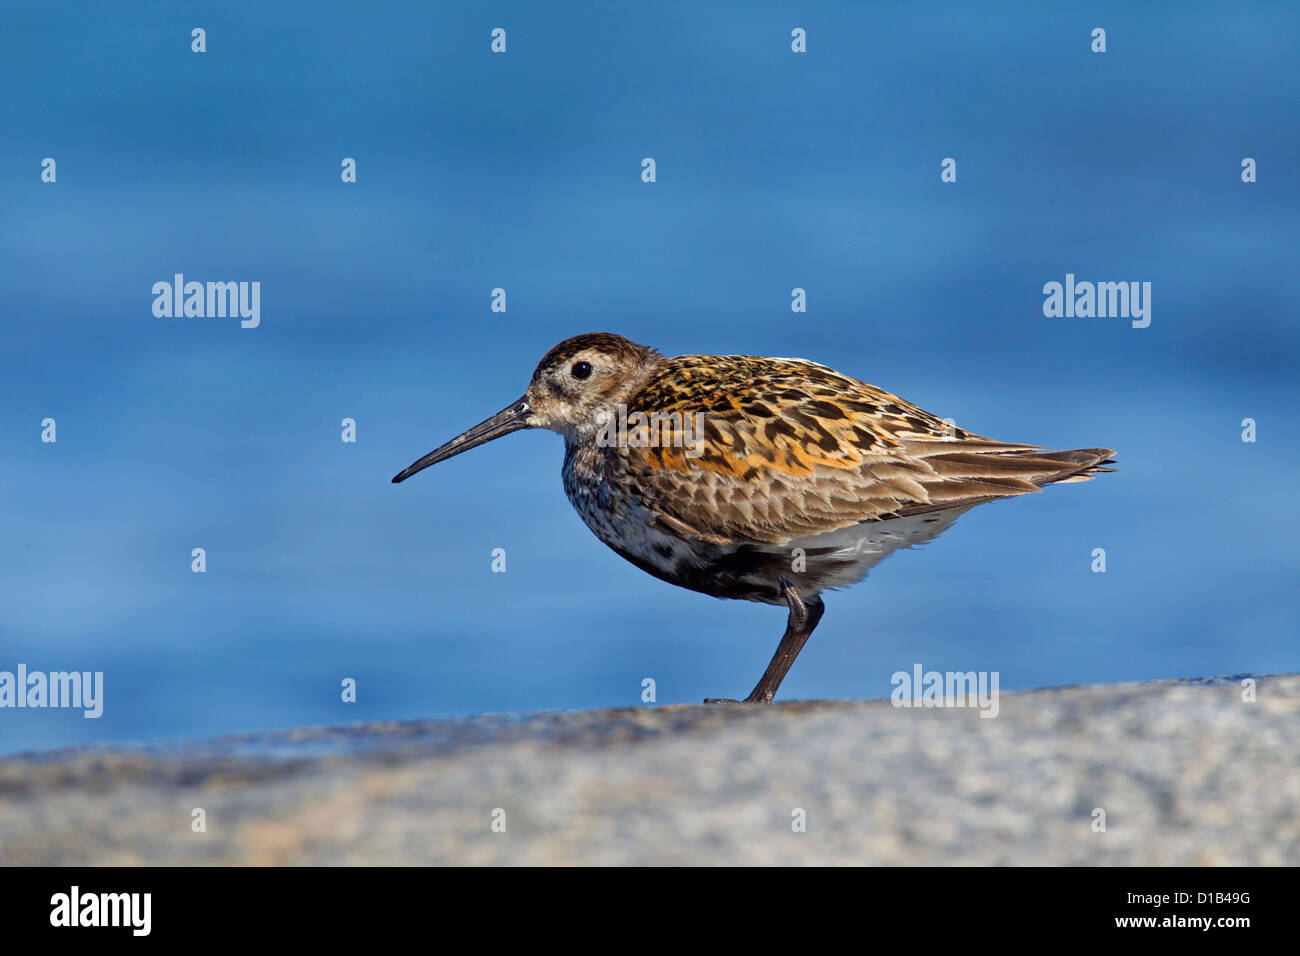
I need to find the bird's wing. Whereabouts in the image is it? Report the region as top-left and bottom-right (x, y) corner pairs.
(617, 354), (1115, 545)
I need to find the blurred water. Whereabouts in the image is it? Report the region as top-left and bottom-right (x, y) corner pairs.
(1, 1), (1297, 754)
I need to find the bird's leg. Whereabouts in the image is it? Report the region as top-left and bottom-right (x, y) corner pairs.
(705, 581), (825, 704)
(743, 584), (825, 702)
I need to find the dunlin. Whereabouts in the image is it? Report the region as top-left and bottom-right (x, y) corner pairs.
(394, 333), (1115, 703)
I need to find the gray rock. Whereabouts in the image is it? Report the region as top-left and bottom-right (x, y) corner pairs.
(1, 675), (1296, 865)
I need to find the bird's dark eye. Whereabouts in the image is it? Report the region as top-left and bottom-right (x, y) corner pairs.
(571, 361), (593, 380)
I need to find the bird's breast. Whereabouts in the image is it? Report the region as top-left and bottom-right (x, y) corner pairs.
(562, 440), (653, 549)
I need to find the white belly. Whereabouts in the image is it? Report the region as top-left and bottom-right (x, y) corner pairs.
(781, 505), (976, 592)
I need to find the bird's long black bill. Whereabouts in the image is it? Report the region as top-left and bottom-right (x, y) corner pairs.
(391, 397), (532, 483)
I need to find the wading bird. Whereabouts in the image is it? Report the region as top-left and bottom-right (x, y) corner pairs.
(394, 333), (1115, 703)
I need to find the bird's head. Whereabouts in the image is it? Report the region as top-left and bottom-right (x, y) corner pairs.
(392, 332), (663, 483)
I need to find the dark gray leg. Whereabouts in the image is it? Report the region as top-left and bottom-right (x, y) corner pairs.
(705, 581), (825, 704)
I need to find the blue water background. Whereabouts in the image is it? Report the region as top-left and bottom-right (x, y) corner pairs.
(1, 1), (1297, 753)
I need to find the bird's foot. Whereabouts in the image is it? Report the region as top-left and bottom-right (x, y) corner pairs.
(703, 697), (742, 704)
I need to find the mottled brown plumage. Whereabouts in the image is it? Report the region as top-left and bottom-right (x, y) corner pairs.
(394, 332), (1116, 702)
(618, 352), (1113, 542)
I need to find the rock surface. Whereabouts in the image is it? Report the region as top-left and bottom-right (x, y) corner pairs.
(1, 675), (1296, 865)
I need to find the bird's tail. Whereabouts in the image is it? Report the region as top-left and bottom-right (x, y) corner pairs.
(1030, 447), (1118, 484)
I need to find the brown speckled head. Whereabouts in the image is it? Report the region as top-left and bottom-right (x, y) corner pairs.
(524, 332), (664, 437)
